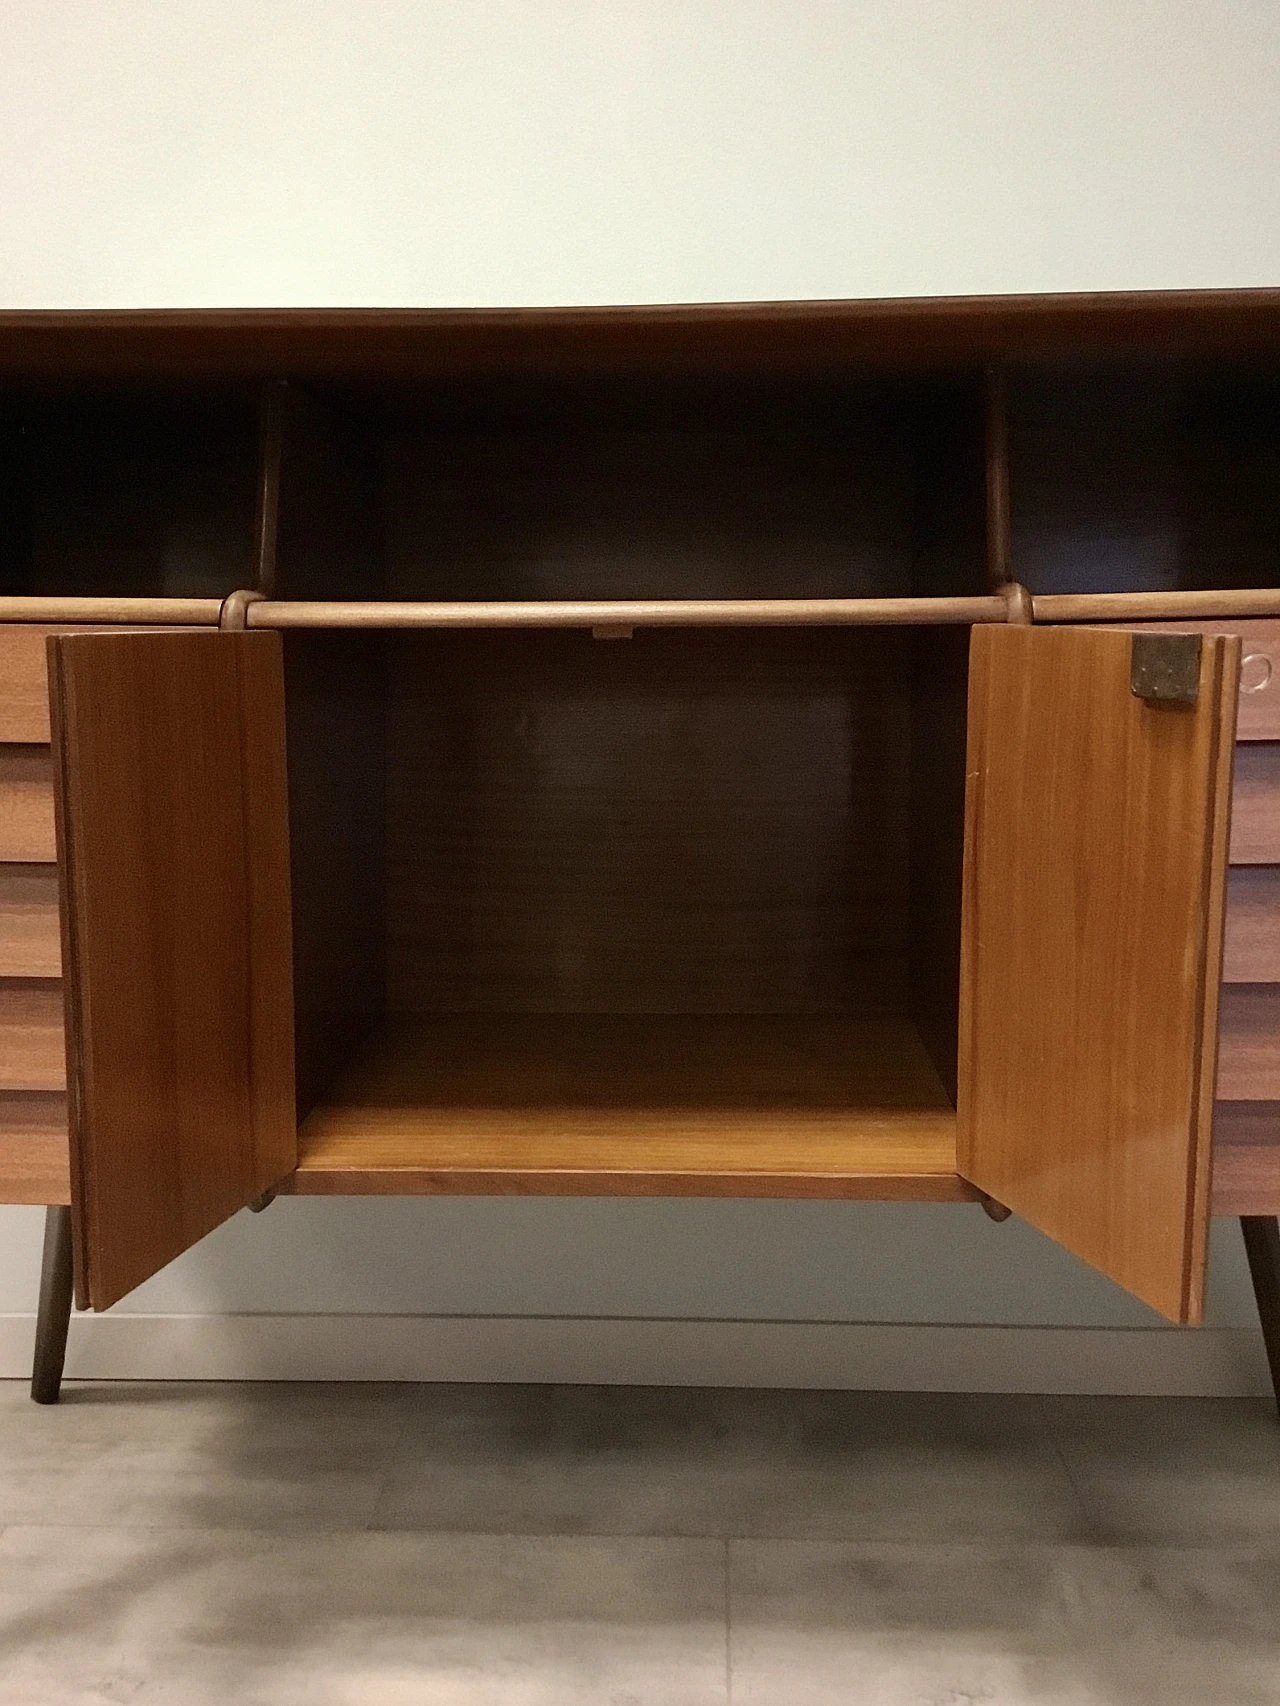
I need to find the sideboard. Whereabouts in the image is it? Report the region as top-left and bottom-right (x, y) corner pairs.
(2, 294), (1279, 1406)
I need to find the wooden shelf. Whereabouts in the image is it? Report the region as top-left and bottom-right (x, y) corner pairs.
(289, 1014), (967, 1200)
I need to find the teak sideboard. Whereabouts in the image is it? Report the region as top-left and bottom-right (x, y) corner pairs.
(3, 294), (1280, 1406)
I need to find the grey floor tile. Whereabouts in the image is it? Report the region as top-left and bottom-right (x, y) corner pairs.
(0, 1382), (411, 1531)
(0, 1523), (729, 1706)
(729, 1537), (1280, 1705)
(1044, 1396), (1280, 1545)
(372, 1385), (1085, 1543)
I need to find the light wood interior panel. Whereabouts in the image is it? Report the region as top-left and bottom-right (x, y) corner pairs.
(0, 1090), (69, 1204)
(0, 746), (55, 862)
(291, 1014), (966, 1198)
(1229, 744), (1280, 863)
(0, 864), (61, 976)
(959, 625), (1237, 1324)
(1217, 985), (1280, 1100)
(0, 979), (65, 1089)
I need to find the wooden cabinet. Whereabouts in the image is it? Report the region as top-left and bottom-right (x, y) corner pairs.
(3, 294), (1280, 1390)
(39, 617), (1238, 1325)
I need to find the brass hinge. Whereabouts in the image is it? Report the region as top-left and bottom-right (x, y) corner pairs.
(1130, 632), (1201, 705)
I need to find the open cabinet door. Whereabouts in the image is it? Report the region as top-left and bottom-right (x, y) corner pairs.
(958, 625), (1239, 1324)
(49, 632), (295, 1310)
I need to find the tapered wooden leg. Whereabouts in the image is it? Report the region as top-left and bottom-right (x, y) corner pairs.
(1241, 1216), (1280, 1418)
(30, 1206), (73, 1405)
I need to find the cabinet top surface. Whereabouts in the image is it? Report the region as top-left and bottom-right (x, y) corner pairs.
(2, 289), (1280, 377)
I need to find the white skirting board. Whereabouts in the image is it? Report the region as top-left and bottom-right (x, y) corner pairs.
(0, 1314), (1272, 1395)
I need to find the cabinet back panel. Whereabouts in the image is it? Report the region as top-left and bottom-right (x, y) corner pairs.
(1009, 363), (1280, 596)
(380, 399), (916, 603)
(385, 628), (914, 1015)
(1, 393), (259, 598)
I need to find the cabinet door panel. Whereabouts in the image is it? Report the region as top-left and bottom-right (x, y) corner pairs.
(959, 625), (1238, 1324)
(50, 631), (295, 1310)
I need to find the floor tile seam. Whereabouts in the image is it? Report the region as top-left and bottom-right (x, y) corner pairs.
(1034, 1390), (1105, 1542)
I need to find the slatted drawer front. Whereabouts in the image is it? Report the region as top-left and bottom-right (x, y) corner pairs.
(0, 865), (62, 976)
(1217, 984), (1280, 1101)
(0, 979), (66, 1090)
(1229, 744), (1280, 864)
(0, 746), (56, 863)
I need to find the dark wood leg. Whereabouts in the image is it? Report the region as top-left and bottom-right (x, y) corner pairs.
(30, 1206), (73, 1405)
(1241, 1216), (1280, 1418)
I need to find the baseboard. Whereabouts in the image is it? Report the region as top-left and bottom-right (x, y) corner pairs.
(0, 1313), (1273, 1395)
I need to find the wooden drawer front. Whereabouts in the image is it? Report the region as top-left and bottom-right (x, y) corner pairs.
(1229, 744), (1280, 864)
(0, 746), (56, 862)
(0, 627), (54, 743)
(0, 866), (61, 977)
(1223, 867), (1280, 981)
(1127, 620), (1280, 740)
(1211, 1100), (1280, 1215)
(1217, 984), (1280, 1100)
(0, 1090), (70, 1205)
(0, 979), (65, 1090)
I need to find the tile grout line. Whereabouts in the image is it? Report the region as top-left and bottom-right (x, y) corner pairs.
(1034, 1391), (1095, 1537)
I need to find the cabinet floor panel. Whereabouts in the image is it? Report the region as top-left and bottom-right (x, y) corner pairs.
(289, 1014), (968, 1199)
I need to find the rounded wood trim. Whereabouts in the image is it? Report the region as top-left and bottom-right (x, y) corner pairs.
(1033, 591), (1280, 623)
(0, 598), (222, 625)
(244, 596), (1010, 631)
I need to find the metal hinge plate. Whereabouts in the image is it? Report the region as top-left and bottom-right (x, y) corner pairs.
(1130, 632), (1201, 705)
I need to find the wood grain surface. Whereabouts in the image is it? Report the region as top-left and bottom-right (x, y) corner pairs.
(2, 294), (1280, 383)
(1229, 744), (1280, 863)
(289, 1014), (968, 1199)
(0, 1090), (69, 1205)
(1212, 1100), (1280, 1215)
(386, 628), (914, 1017)
(1109, 620), (1280, 741)
(1217, 985), (1280, 1100)
(958, 624), (1238, 1324)
(0, 865), (61, 977)
(0, 980), (65, 1089)
(0, 747), (55, 862)
(49, 630), (296, 1310)
(1223, 868), (1280, 982)
(249, 596), (1008, 630)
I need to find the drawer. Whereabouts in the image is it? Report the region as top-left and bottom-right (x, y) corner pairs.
(1217, 984), (1280, 1100)
(1211, 1100), (1280, 1215)
(0, 746), (56, 862)
(1229, 744), (1280, 864)
(0, 979), (65, 1090)
(0, 1090), (70, 1206)
(0, 865), (61, 976)
(1126, 619), (1280, 740)
(1223, 867), (1280, 981)
(0, 627), (54, 743)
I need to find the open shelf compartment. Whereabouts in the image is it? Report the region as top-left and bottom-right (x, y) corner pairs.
(281, 620), (972, 1198)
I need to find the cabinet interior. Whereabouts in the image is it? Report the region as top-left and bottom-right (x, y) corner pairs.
(283, 622), (973, 1197)
(0, 386), (261, 597)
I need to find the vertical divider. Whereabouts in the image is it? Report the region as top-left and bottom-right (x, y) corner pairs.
(258, 382), (388, 1122)
(984, 366), (1012, 594)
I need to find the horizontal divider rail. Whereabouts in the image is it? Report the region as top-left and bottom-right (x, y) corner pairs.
(242, 595), (1012, 631)
(1033, 590), (1280, 623)
(0, 598), (223, 626)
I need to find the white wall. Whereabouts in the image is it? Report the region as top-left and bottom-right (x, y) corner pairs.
(1, 1), (1277, 1384)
